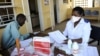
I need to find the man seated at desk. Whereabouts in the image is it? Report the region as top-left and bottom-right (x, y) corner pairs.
(1, 14), (34, 50)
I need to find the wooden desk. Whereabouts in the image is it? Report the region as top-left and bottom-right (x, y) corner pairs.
(53, 45), (99, 56)
(54, 47), (73, 56)
(34, 33), (48, 37)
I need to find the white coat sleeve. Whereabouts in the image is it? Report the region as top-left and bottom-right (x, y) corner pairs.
(63, 22), (68, 37)
(82, 22), (91, 45)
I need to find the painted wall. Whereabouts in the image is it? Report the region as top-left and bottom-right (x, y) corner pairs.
(0, 29), (3, 37)
(0, 0), (4, 2)
(66, 8), (72, 19)
(58, 0), (70, 23)
(0, 0), (4, 48)
(38, 0), (72, 30)
(21, 0), (33, 33)
(94, 0), (100, 7)
(60, 3), (68, 22)
(13, 0), (27, 34)
(65, 0), (73, 19)
(41, 0), (52, 30)
(0, 28), (4, 48)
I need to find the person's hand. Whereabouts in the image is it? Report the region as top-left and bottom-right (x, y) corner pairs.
(62, 39), (68, 44)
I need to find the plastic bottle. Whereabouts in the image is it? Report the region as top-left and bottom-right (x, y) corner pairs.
(66, 39), (73, 54)
(72, 42), (79, 54)
(68, 39), (72, 50)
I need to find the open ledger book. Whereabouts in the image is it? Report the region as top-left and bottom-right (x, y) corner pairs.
(48, 30), (67, 44)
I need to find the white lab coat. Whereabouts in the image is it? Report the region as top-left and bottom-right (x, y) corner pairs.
(63, 18), (91, 45)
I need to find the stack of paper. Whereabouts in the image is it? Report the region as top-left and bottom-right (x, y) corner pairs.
(33, 36), (50, 56)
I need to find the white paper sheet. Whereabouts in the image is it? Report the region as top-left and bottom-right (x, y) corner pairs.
(48, 30), (67, 44)
(20, 38), (32, 48)
(33, 36), (50, 42)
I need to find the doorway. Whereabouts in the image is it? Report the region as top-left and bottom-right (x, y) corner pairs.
(28, 0), (40, 32)
(53, 0), (58, 24)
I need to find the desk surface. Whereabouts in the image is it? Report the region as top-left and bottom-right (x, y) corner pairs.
(34, 33), (48, 36)
(11, 38), (99, 56)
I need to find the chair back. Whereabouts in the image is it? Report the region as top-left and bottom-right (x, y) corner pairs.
(90, 25), (100, 40)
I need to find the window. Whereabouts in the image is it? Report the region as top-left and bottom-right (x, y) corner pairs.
(73, 0), (93, 8)
(0, 0), (14, 27)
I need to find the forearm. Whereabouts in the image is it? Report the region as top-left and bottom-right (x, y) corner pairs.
(72, 38), (82, 43)
(21, 33), (30, 40)
(63, 38), (82, 44)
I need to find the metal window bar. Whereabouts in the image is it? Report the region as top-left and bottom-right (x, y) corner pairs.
(0, 0), (14, 27)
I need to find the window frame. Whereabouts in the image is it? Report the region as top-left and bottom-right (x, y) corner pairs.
(0, 0), (14, 27)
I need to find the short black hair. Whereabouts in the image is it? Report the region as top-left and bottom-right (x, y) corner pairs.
(16, 14), (26, 21)
(72, 7), (85, 16)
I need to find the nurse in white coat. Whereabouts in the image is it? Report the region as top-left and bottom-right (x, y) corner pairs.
(54, 7), (91, 56)
(63, 7), (91, 46)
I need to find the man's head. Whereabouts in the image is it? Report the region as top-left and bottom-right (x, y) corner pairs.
(16, 14), (26, 26)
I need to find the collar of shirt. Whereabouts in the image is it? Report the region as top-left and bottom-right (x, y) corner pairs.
(78, 18), (85, 24)
(15, 21), (20, 29)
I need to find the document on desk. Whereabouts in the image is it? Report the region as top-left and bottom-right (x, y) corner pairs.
(48, 30), (67, 44)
